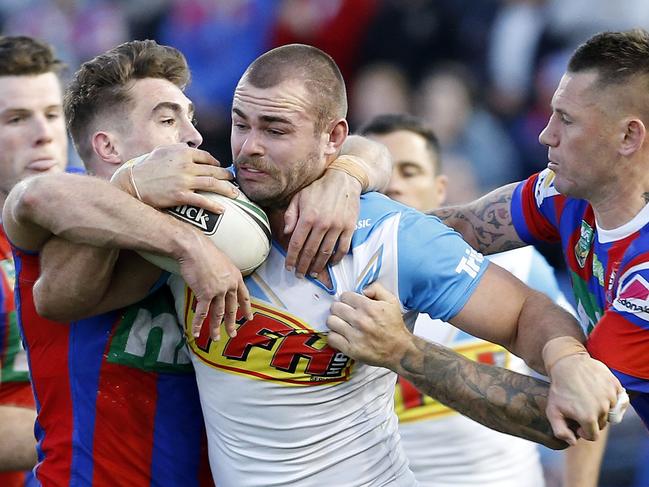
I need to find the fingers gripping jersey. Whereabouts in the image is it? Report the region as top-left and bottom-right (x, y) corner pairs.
(11, 246), (213, 487)
(395, 246), (571, 486)
(171, 193), (489, 487)
(512, 169), (649, 426)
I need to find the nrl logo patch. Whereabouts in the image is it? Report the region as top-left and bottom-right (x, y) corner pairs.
(574, 220), (594, 268)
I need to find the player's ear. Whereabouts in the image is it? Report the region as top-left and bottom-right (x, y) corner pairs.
(324, 118), (348, 156)
(434, 174), (449, 206)
(619, 117), (646, 156)
(91, 131), (125, 169)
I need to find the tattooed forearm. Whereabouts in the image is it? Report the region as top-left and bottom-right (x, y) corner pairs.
(430, 183), (524, 254)
(397, 336), (569, 450)
(643, 192), (649, 204)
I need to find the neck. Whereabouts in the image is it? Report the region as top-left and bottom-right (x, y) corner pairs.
(268, 208), (289, 248)
(592, 183), (648, 230)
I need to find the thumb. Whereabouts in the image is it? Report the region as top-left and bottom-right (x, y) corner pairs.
(284, 193), (299, 234)
(363, 282), (397, 304)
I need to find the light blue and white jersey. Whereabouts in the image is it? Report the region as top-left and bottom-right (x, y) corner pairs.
(171, 192), (489, 487)
(397, 246), (573, 487)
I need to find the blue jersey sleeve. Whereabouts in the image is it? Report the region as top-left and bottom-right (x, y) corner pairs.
(395, 209), (489, 322)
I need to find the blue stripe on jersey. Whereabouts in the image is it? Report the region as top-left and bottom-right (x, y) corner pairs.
(10, 252), (45, 464)
(511, 181), (536, 244)
(150, 373), (204, 486)
(68, 312), (117, 478)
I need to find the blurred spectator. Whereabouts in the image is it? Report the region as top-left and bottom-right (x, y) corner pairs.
(359, 0), (499, 85)
(415, 63), (521, 195)
(157, 0), (278, 162)
(0, 0), (128, 72)
(349, 63), (410, 131)
(271, 0), (378, 82)
(487, 0), (548, 117)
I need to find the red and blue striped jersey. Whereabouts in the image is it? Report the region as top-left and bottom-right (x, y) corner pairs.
(512, 169), (649, 426)
(0, 227), (37, 487)
(11, 245), (214, 486)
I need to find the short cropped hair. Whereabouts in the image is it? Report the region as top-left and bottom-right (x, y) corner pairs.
(0, 35), (64, 77)
(357, 113), (442, 173)
(569, 29), (649, 88)
(241, 44), (347, 132)
(64, 39), (190, 161)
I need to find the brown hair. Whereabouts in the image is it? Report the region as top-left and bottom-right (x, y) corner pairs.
(358, 113), (442, 174)
(569, 29), (649, 88)
(0, 35), (64, 77)
(241, 44), (347, 132)
(64, 39), (190, 160)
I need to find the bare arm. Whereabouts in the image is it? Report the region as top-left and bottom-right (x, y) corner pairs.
(33, 239), (160, 321)
(327, 283), (569, 449)
(431, 183), (525, 254)
(449, 263), (621, 442)
(3, 172), (251, 339)
(283, 135), (392, 277)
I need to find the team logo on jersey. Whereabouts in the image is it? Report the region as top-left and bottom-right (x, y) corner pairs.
(592, 254), (605, 287)
(574, 220), (594, 268)
(181, 289), (353, 386)
(613, 264), (649, 320)
(534, 169), (559, 208)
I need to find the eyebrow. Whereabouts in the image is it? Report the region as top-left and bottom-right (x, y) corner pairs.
(152, 101), (194, 118)
(232, 107), (293, 126)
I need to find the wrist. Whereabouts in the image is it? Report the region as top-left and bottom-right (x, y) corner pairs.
(109, 154), (148, 200)
(542, 336), (589, 375)
(328, 155), (369, 192)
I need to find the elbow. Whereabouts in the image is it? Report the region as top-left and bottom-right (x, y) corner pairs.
(33, 279), (86, 322)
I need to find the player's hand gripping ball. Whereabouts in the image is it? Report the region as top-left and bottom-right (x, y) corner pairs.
(112, 155), (271, 275)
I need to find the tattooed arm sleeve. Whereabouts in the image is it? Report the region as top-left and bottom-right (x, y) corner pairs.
(397, 334), (570, 450)
(431, 183), (526, 254)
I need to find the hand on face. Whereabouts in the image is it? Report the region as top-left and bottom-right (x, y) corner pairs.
(283, 167), (361, 278)
(111, 144), (238, 213)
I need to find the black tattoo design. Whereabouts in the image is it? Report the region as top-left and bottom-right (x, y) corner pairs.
(398, 336), (568, 450)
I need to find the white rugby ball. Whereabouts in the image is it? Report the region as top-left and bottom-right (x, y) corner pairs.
(111, 154), (271, 275)
(140, 188), (271, 276)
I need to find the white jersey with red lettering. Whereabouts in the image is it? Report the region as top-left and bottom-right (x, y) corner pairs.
(397, 246), (573, 487)
(170, 193), (490, 487)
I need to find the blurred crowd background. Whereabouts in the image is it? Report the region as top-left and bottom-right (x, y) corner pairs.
(2, 0), (649, 485)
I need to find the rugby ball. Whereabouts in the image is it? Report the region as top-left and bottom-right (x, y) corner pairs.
(112, 155), (271, 275)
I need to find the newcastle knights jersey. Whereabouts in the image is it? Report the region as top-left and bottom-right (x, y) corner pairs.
(0, 225), (37, 487)
(171, 192), (490, 486)
(512, 168), (649, 426)
(11, 245), (213, 486)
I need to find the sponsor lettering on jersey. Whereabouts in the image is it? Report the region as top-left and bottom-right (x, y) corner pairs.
(183, 289), (353, 385)
(613, 268), (649, 320)
(575, 220), (594, 268)
(356, 218), (372, 230)
(168, 205), (223, 235)
(455, 248), (484, 279)
(106, 288), (193, 373)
